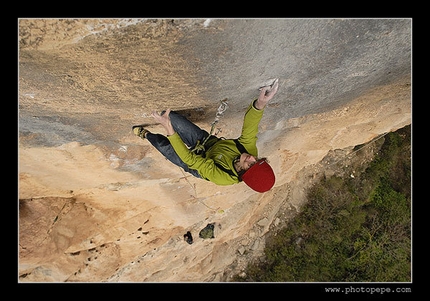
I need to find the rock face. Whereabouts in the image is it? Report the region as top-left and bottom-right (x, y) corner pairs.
(18, 18), (411, 282)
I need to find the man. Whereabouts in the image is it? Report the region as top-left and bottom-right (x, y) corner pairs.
(132, 79), (279, 193)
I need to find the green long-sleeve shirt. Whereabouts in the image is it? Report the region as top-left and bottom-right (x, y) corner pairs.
(167, 100), (264, 185)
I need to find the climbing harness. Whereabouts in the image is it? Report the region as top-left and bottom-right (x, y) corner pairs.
(191, 98), (229, 154)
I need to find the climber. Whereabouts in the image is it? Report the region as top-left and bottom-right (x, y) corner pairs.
(132, 79), (279, 193)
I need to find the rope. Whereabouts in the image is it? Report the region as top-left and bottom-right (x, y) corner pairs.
(179, 168), (219, 211)
(191, 98), (228, 154)
(347, 132), (389, 157)
(328, 132), (390, 167)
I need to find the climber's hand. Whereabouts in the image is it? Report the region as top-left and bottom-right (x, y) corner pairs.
(255, 78), (279, 110)
(151, 109), (175, 136)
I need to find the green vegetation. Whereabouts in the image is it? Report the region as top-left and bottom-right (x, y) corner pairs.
(233, 125), (411, 282)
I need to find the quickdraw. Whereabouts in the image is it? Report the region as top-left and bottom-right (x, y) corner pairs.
(191, 98), (228, 154)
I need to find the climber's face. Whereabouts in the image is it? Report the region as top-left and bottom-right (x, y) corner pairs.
(234, 153), (257, 173)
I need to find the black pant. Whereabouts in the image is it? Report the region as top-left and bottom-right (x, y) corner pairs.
(146, 111), (210, 178)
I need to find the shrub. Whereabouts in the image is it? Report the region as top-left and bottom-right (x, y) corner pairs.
(232, 125), (411, 282)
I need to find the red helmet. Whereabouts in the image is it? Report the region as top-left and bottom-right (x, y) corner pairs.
(241, 158), (275, 193)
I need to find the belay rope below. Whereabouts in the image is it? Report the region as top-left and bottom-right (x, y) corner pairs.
(191, 98), (229, 154)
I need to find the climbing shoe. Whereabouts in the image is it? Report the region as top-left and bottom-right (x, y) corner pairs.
(132, 125), (150, 139)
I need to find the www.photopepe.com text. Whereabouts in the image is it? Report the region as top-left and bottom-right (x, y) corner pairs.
(324, 286), (412, 295)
